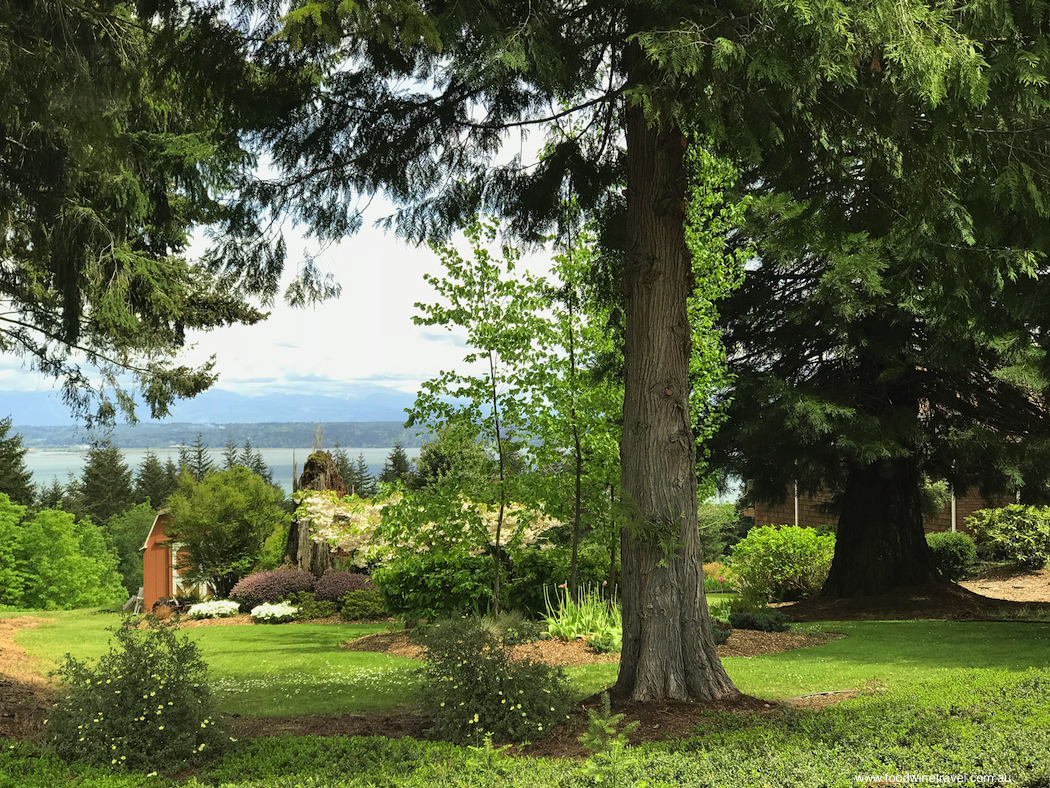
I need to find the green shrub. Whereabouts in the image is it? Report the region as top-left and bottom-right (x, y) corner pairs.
(728, 525), (835, 602)
(291, 591), (337, 619)
(967, 505), (1050, 569)
(483, 610), (544, 645)
(339, 590), (388, 621)
(711, 619), (732, 645)
(413, 616), (574, 744)
(503, 544), (609, 617)
(926, 531), (977, 580)
(44, 618), (224, 772)
(372, 552), (497, 620)
(728, 600), (791, 632)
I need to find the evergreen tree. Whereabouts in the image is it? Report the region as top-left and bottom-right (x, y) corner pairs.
(239, 440), (273, 483)
(210, 0), (1021, 701)
(78, 440), (134, 525)
(180, 434), (215, 483)
(222, 438), (240, 470)
(36, 477), (66, 510)
(379, 442), (414, 486)
(0, 416), (34, 506)
(710, 13), (1050, 597)
(353, 454), (377, 498)
(0, 0), (275, 424)
(163, 457), (180, 499)
(331, 443), (356, 492)
(134, 450), (177, 508)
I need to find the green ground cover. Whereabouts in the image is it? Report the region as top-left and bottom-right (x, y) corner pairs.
(4, 667), (1048, 787)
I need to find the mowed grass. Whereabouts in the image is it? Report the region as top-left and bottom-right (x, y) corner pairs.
(13, 612), (419, 716)
(13, 611), (1050, 715)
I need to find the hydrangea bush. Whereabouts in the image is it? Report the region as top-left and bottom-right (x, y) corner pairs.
(229, 569), (315, 610)
(250, 602), (299, 624)
(187, 600), (242, 620)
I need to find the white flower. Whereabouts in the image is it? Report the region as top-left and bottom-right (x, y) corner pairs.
(250, 602), (299, 624)
(187, 600), (241, 620)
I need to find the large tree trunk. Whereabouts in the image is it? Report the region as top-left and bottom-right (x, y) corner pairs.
(822, 455), (941, 597)
(613, 53), (737, 702)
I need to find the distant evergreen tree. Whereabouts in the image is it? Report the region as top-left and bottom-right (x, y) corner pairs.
(0, 416), (34, 506)
(331, 443), (355, 490)
(379, 442), (413, 486)
(181, 433), (215, 483)
(79, 440), (135, 524)
(222, 438), (240, 470)
(134, 450), (177, 508)
(163, 457), (180, 497)
(353, 454), (377, 498)
(239, 439), (273, 483)
(36, 477), (66, 509)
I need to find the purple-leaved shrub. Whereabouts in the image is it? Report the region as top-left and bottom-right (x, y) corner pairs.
(314, 571), (376, 607)
(229, 569), (315, 610)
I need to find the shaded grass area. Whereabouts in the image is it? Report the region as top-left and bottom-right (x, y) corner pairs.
(4, 668), (1050, 787)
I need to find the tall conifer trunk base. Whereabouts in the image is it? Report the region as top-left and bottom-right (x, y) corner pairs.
(612, 61), (737, 702)
(822, 456), (941, 598)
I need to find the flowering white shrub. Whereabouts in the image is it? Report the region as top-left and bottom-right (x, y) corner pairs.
(295, 489), (561, 566)
(187, 600), (242, 620)
(250, 601), (299, 624)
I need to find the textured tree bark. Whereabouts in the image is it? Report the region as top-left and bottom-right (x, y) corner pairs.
(822, 455), (941, 597)
(613, 51), (737, 702)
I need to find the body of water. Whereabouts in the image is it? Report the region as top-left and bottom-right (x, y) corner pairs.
(22, 447), (420, 495)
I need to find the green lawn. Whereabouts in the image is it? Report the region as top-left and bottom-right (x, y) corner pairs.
(12, 610), (1050, 715)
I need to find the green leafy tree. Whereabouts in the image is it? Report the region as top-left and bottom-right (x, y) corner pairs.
(378, 442), (414, 486)
(410, 423), (491, 493)
(78, 440), (134, 525)
(104, 502), (157, 596)
(211, 0), (1004, 701)
(0, 493), (27, 608)
(167, 467), (291, 598)
(12, 507), (125, 610)
(0, 0), (277, 424)
(0, 416), (34, 506)
(134, 449), (177, 508)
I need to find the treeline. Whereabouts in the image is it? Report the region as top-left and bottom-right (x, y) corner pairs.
(15, 422), (428, 449)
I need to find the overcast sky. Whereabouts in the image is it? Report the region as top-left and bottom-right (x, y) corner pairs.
(0, 211), (555, 406)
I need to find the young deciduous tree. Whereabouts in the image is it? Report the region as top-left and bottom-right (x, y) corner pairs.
(167, 467), (290, 597)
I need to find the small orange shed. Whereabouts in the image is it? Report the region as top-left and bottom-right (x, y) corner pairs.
(140, 511), (208, 609)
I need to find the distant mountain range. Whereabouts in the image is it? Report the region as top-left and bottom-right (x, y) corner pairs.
(1, 386), (419, 427)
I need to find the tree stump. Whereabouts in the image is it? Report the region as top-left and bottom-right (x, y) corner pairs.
(282, 451), (345, 576)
